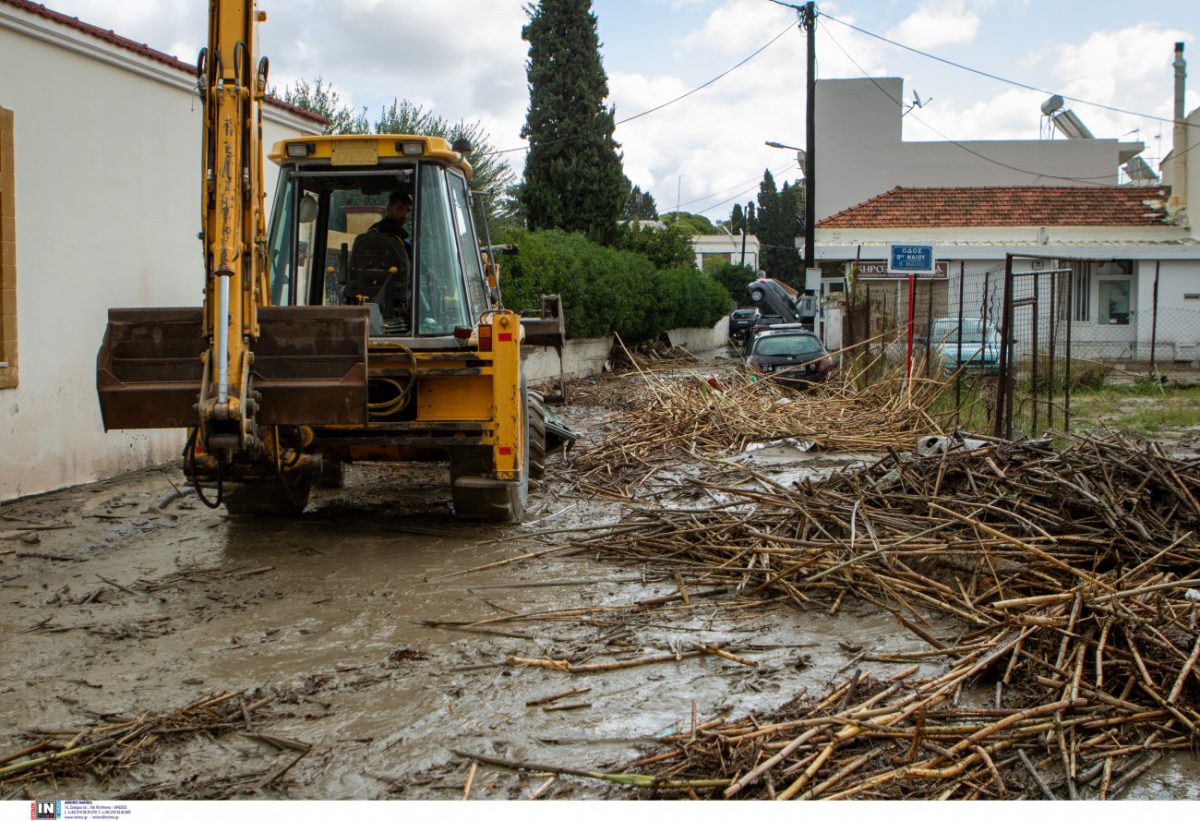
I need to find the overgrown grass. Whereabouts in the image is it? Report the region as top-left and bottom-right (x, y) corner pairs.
(1068, 383), (1200, 437)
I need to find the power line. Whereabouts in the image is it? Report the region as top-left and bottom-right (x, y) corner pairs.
(694, 162), (801, 216)
(488, 20), (797, 156)
(675, 159), (799, 211)
(819, 10), (1196, 130)
(819, 21), (1143, 187)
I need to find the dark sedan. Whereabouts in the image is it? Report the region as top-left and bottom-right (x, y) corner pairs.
(728, 308), (760, 341)
(745, 329), (833, 388)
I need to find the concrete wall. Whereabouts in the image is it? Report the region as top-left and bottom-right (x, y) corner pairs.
(523, 318), (731, 384)
(0, 11), (315, 501)
(816, 78), (1127, 221)
(523, 336), (615, 384)
(667, 317), (730, 352)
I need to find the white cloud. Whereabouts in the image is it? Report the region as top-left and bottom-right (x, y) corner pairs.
(1052, 23), (1191, 136)
(614, 0), (890, 217)
(897, 22), (1192, 172)
(886, 1), (982, 50)
(904, 87), (1046, 142)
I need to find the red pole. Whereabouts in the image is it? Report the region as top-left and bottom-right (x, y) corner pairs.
(905, 273), (916, 380)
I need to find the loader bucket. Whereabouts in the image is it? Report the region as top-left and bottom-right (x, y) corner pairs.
(253, 306), (370, 425)
(97, 305), (370, 430)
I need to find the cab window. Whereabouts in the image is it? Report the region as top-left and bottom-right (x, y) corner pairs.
(447, 171), (488, 321)
(415, 165), (470, 335)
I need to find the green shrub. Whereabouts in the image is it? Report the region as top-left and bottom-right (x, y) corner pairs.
(709, 262), (758, 305)
(498, 228), (730, 340)
(611, 222), (696, 270)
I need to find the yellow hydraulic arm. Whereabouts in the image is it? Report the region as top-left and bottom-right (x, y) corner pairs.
(197, 0), (269, 449)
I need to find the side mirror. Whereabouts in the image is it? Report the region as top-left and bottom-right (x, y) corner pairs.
(298, 194), (319, 224)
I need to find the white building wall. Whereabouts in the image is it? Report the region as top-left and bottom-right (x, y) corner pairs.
(692, 233), (760, 271)
(816, 78), (1126, 221)
(1137, 259), (1200, 361)
(0, 13), (317, 501)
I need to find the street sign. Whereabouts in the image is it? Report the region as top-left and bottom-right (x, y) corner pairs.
(888, 244), (936, 275)
(853, 260), (948, 280)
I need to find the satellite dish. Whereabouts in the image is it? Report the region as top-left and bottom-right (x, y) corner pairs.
(902, 90), (932, 117)
(1040, 95), (1065, 116)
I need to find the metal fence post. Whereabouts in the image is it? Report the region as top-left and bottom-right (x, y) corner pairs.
(1051, 266), (1060, 429)
(1065, 264), (1073, 432)
(1150, 260), (1161, 376)
(955, 261), (965, 427)
(1030, 272), (1040, 434)
(995, 254), (1015, 439)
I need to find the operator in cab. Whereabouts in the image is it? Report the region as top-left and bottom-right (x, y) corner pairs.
(370, 191), (413, 257)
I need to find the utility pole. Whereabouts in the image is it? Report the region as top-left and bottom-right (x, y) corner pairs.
(803, 1), (816, 273)
(769, 1), (818, 276)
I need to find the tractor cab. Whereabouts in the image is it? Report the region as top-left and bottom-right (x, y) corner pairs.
(267, 135), (493, 339)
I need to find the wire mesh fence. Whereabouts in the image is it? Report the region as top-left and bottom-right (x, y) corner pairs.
(833, 252), (1199, 441)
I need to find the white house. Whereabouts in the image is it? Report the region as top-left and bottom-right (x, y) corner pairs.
(0, 0), (323, 501)
(693, 232), (761, 273)
(816, 185), (1200, 363)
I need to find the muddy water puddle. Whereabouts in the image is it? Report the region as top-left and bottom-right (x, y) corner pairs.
(3, 427), (1197, 799)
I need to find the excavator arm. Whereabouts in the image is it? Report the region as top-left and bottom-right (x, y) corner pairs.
(97, 0), (368, 465)
(198, 0), (266, 449)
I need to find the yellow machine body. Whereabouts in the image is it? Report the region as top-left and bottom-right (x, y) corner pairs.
(95, 1), (560, 521)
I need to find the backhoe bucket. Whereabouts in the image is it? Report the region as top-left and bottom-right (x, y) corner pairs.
(97, 305), (370, 430)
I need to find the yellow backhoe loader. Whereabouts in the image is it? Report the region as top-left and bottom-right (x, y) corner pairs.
(95, 0), (561, 521)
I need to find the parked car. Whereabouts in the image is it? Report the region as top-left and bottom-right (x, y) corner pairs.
(728, 307), (760, 341)
(927, 317), (1001, 373)
(746, 278), (816, 328)
(745, 328), (834, 388)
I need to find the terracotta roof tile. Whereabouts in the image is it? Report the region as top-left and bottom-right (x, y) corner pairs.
(818, 186), (1172, 229)
(1, 0), (326, 125)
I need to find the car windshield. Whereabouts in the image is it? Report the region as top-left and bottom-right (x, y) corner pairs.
(931, 319), (998, 344)
(753, 334), (823, 357)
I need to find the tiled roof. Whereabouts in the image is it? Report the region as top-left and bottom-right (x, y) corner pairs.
(1, 0), (326, 124)
(818, 186), (1172, 228)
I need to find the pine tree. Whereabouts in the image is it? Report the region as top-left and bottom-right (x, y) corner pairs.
(520, 0), (628, 244)
(373, 100), (517, 224)
(275, 77), (368, 135)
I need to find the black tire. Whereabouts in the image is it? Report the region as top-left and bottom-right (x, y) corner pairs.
(449, 389), (530, 523)
(529, 390), (546, 482)
(316, 456), (345, 489)
(223, 472), (313, 517)
(749, 288), (765, 303)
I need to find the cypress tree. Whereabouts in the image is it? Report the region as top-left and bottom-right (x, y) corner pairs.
(520, 0), (627, 244)
(757, 170), (803, 286)
(622, 185), (659, 220)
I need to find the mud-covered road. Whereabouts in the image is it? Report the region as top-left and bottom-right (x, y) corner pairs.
(2, 368), (1197, 800)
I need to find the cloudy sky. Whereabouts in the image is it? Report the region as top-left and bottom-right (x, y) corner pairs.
(44, 0), (1198, 219)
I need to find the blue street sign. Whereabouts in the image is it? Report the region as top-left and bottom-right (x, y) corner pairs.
(888, 244), (935, 274)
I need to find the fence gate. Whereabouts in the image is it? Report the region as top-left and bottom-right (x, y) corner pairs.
(994, 253), (1079, 439)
